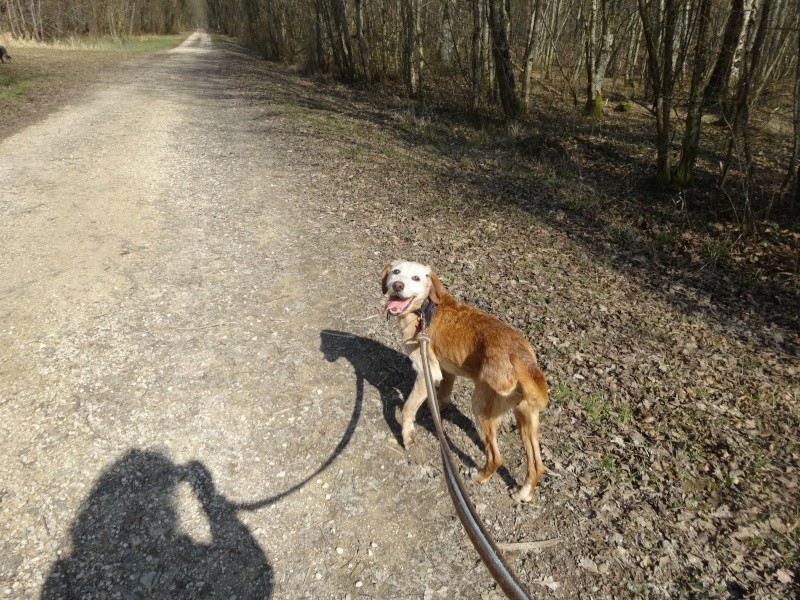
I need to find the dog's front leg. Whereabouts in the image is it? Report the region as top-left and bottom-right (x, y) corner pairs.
(401, 348), (442, 447)
(401, 375), (428, 447)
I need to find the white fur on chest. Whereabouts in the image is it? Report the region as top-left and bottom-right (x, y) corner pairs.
(398, 314), (443, 383)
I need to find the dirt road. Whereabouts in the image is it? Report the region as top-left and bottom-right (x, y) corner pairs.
(2, 31), (798, 600)
(0, 31), (468, 598)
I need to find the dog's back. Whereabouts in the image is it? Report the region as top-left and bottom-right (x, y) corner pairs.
(428, 291), (548, 408)
(0, 46), (10, 63)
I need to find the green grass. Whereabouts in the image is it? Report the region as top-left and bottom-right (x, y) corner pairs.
(0, 34), (185, 109)
(40, 34), (185, 53)
(530, 291), (549, 304)
(117, 35), (185, 52)
(615, 404), (632, 424)
(0, 79), (33, 99)
(703, 238), (733, 268)
(597, 453), (617, 477)
(551, 383), (575, 403)
(0, 71), (38, 100)
(582, 393), (608, 422)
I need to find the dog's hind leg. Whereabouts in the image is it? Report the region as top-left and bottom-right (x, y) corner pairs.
(471, 384), (504, 483)
(511, 404), (544, 502)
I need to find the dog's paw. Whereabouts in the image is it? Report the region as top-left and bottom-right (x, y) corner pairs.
(401, 427), (417, 449)
(470, 467), (490, 484)
(510, 483), (536, 503)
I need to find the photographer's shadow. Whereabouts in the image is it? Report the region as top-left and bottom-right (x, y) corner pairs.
(320, 330), (489, 477)
(42, 449), (273, 599)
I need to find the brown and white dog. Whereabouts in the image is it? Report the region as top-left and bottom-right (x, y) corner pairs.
(382, 260), (549, 502)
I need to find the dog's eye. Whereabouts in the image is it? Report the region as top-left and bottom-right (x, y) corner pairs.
(392, 269), (400, 275)
(412, 276), (420, 282)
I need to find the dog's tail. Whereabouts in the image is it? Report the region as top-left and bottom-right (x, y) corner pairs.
(513, 355), (549, 411)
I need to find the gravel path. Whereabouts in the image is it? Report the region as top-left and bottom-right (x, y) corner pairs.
(0, 32), (467, 598)
(2, 32), (798, 600)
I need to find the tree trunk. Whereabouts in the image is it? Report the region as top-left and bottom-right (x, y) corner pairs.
(625, 12), (641, 86)
(487, 0), (520, 119)
(355, 0), (370, 80)
(583, 0), (597, 114)
(638, 0), (680, 187)
(483, 0), (494, 100)
(588, 32), (614, 115)
(585, 0), (615, 118)
(28, 0), (39, 40)
(129, 0), (137, 36)
(521, 0), (542, 112)
(720, 0), (773, 216)
(331, 0), (357, 82)
(401, 0), (425, 97)
(440, 0), (455, 67)
(471, 0), (483, 110)
(703, 0), (744, 111)
(674, 0), (712, 187)
(788, 13), (800, 212)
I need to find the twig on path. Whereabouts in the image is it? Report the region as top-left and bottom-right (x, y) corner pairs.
(161, 321), (239, 331)
(495, 539), (561, 553)
(386, 442), (405, 457)
(272, 399), (317, 417)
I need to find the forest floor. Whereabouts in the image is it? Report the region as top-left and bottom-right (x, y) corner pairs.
(0, 32), (798, 599)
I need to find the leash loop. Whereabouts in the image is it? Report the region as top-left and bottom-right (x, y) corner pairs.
(417, 332), (532, 600)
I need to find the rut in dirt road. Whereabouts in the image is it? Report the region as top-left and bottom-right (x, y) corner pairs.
(0, 32), (492, 599)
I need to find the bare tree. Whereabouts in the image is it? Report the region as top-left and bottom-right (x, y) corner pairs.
(582, 0), (615, 116)
(402, 0), (423, 96)
(354, 0), (370, 80)
(638, 0), (681, 186)
(520, 0), (542, 111)
(788, 18), (800, 212)
(674, 0), (712, 187)
(487, 0), (521, 118)
(703, 0), (745, 112)
(471, 0), (483, 110)
(720, 0), (773, 215)
(327, 0), (357, 82)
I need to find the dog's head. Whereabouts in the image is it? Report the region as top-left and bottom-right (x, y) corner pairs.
(380, 260), (445, 317)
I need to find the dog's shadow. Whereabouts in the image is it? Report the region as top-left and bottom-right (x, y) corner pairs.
(320, 330), (517, 488)
(320, 330), (413, 445)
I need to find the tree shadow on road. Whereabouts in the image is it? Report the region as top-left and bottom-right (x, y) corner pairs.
(42, 449), (273, 599)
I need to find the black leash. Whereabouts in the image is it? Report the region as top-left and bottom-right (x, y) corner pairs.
(416, 330), (532, 600)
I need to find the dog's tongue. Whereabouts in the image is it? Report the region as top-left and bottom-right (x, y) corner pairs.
(385, 297), (410, 314)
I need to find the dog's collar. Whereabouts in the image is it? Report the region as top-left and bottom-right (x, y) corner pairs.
(414, 299), (436, 333)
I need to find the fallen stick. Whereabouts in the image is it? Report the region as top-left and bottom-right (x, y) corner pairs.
(496, 539), (561, 552)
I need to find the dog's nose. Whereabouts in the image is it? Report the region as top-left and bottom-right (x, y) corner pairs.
(392, 281), (404, 292)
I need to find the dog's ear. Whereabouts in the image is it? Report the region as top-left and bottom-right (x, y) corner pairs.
(428, 271), (446, 304)
(380, 264), (391, 295)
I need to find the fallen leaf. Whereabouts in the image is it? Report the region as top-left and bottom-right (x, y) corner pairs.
(775, 570), (793, 584)
(579, 557), (600, 574)
(532, 576), (561, 592)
